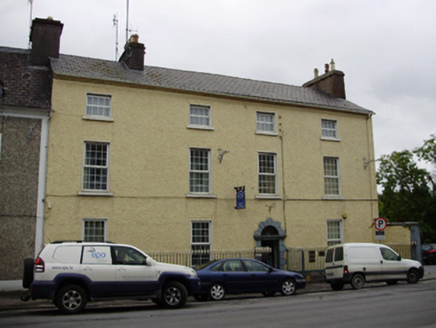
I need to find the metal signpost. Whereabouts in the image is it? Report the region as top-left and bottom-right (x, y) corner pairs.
(374, 217), (387, 241)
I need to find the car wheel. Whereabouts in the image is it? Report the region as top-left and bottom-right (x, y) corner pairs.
(55, 285), (87, 314)
(22, 258), (34, 289)
(281, 279), (296, 296)
(193, 294), (208, 302)
(385, 280), (398, 285)
(407, 269), (420, 284)
(351, 274), (365, 290)
(330, 282), (344, 291)
(262, 291), (276, 297)
(209, 283), (226, 301)
(161, 282), (188, 308)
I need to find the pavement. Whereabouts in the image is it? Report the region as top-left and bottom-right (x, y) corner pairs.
(1, 269), (434, 313)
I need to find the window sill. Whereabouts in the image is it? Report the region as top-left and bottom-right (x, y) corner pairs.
(256, 194), (282, 200)
(186, 193), (217, 199)
(82, 115), (114, 122)
(78, 191), (114, 197)
(322, 195), (345, 200)
(255, 131), (279, 137)
(187, 125), (214, 131)
(320, 137), (341, 142)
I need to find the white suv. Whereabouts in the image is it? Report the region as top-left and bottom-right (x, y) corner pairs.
(22, 241), (200, 314)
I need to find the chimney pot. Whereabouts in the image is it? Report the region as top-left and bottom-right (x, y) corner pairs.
(129, 34), (139, 43)
(324, 63), (329, 73)
(330, 58), (336, 71)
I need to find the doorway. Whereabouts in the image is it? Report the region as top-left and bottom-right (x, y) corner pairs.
(254, 218), (286, 269)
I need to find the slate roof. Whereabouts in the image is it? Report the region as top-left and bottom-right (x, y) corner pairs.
(0, 47), (52, 110)
(50, 53), (373, 115)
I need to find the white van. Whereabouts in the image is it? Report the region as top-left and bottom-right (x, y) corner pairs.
(325, 243), (424, 290)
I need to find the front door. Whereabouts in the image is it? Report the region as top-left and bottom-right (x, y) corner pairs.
(242, 259), (276, 292)
(113, 246), (159, 295)
(380, 247), (408, 280)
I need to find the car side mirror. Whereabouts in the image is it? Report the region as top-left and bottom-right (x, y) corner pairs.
(397, 255), (402, 261)
(269, 267), (274, 273)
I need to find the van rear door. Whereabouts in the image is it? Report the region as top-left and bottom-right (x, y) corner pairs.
(325, 246), (344, 281)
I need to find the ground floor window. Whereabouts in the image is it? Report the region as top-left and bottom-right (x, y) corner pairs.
(191, 221), (211, 266)
(83, 218), (107, 242)
(326, 220), (342, 246)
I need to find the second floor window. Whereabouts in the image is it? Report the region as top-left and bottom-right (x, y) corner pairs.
(83, 142), (109, 191)
(86, 94), (112, 118)
(258, 153), (277, 194)
(257, 112), (275, 133)
(321, 119), (338, 139)
(189, 148), (211, 193)
(323, 157), (340, 196)
(190, 105), (211, 127)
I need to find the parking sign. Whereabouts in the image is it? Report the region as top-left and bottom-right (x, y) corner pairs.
(374, 217), (387, 231)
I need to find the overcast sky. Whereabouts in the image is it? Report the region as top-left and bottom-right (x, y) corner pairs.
(1, 0), (435, 169)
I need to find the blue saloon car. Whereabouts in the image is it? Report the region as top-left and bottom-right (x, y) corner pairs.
(193, 258), (306, 301)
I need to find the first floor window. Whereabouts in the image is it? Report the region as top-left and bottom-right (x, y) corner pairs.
(323, 157), (340, 196)
(83, 219), (107, 242)
(327, 220), (342, 246)
(257, 112), (275, 133)
(191, 221), (211, 266)
(189, 148), (211, 193)
(190, 105), (211, 127)
(86, 94), (112, 118)
(258, 152), (277, 194)
(83, 142), (109, 191)
(321, 119), (338, 139)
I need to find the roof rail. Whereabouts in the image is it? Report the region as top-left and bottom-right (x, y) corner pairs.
(51, 240), (115, 244)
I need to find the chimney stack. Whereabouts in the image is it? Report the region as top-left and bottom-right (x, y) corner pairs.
(119, 34), (145, 71)
(303, 59), (346, 99)
(30, 17), (63, 66)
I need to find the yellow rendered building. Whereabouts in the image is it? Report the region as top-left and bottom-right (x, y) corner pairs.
(44, 37), (378, 269)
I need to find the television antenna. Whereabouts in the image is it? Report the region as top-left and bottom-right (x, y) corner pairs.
(125, 0), (137, 44)
(113, 14), (119, 60)
(125, 0), (130, 44)
(28, 0), (34, 49)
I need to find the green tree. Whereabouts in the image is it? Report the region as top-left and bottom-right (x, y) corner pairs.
(414, 133), (436, 164)
(377, 144), (436, 242)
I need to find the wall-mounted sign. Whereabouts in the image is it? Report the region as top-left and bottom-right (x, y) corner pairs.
(234, 186), (245, 209)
